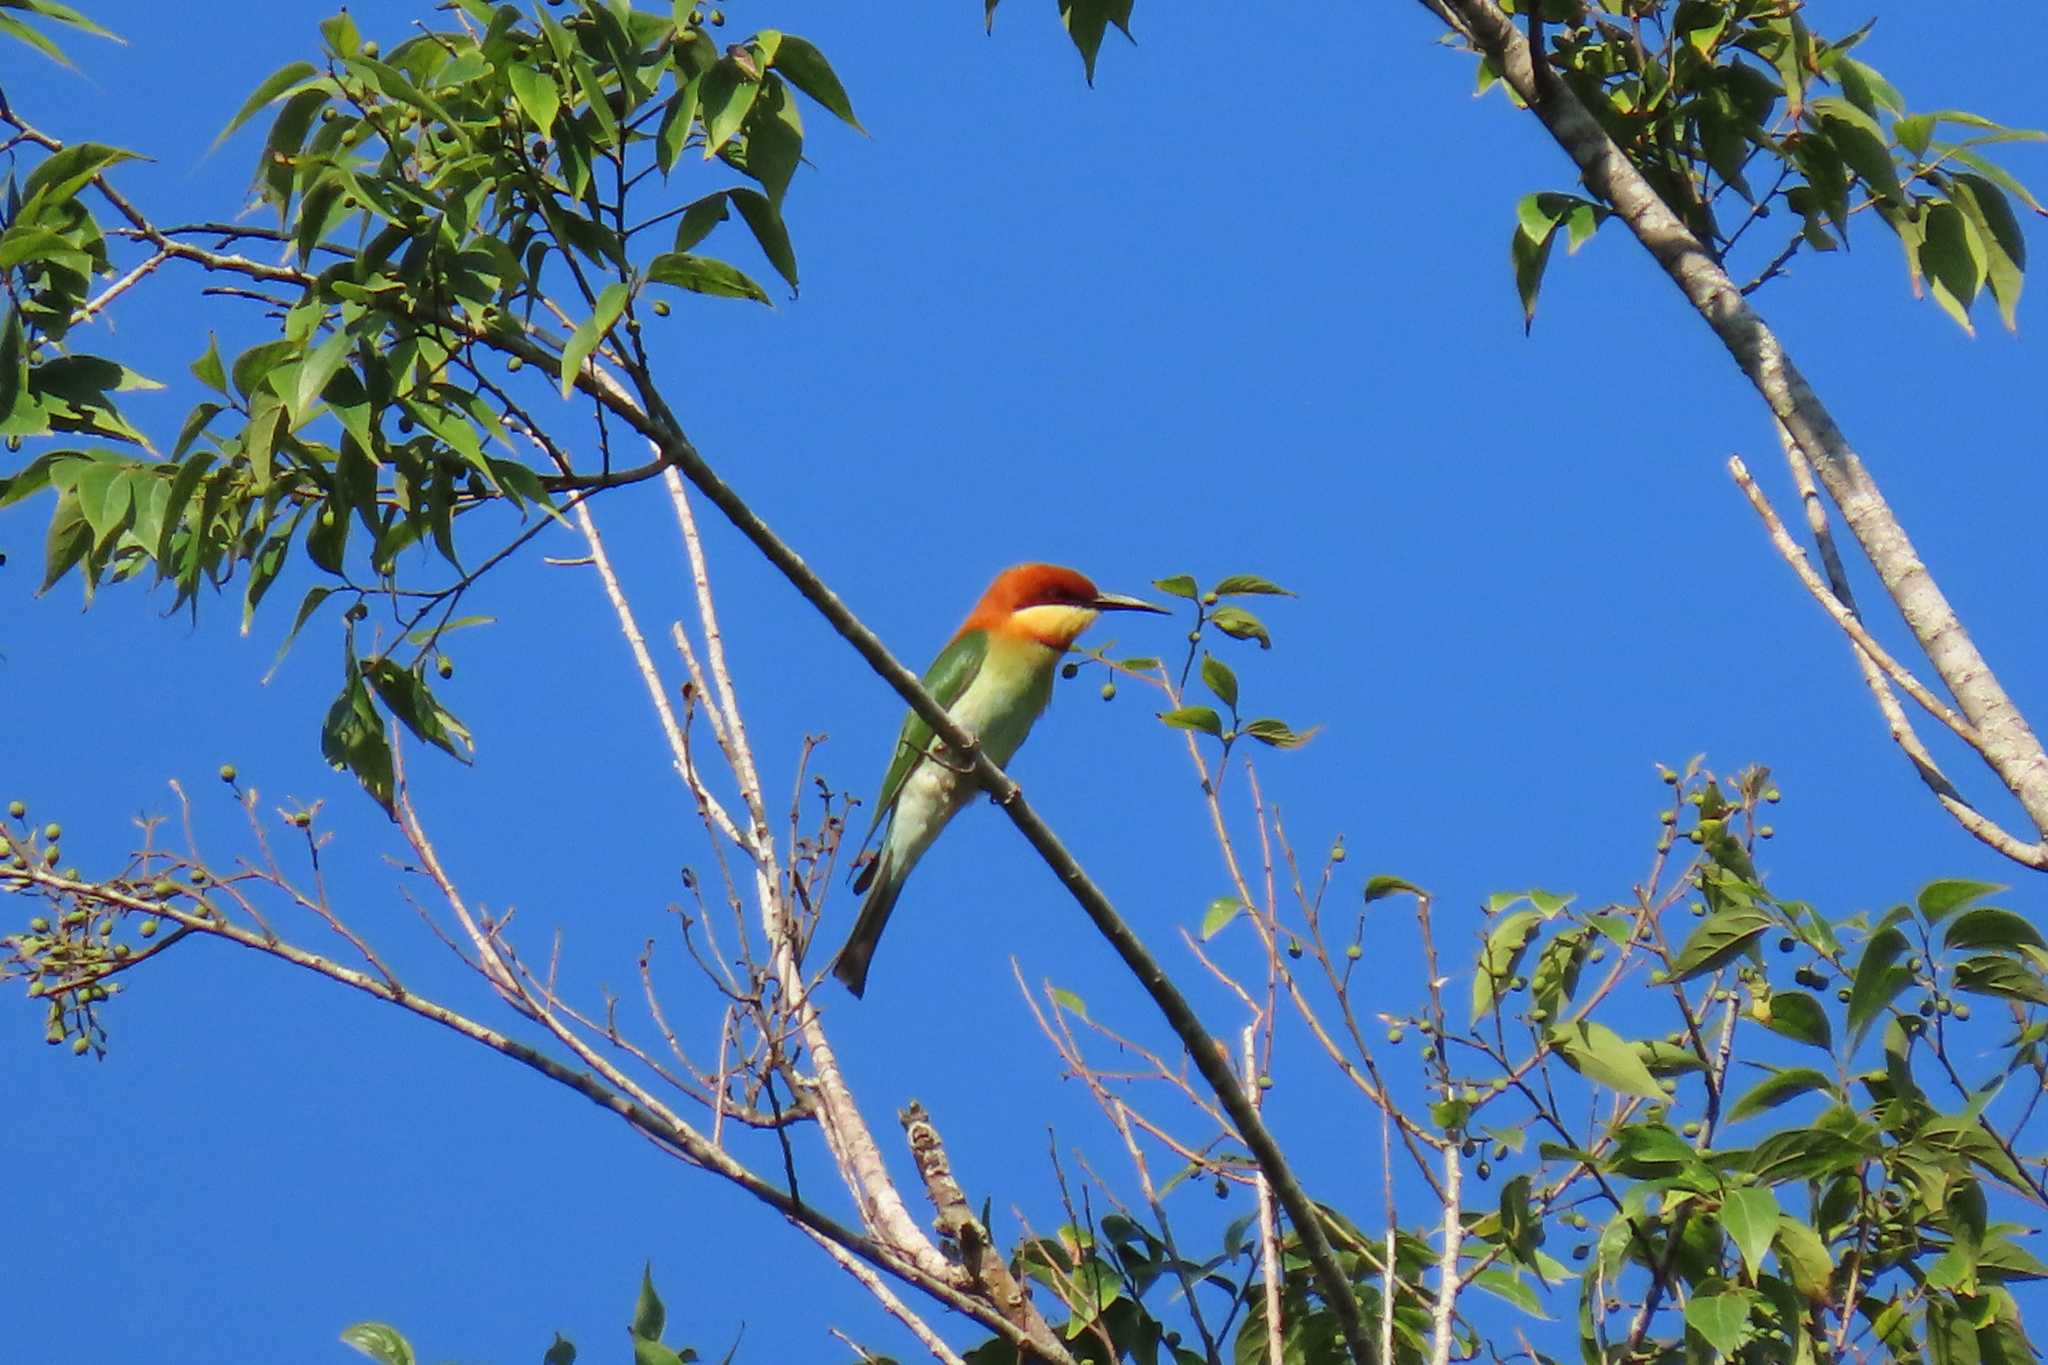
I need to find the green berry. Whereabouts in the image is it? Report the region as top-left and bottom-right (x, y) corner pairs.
(42, 822), (61, 841)
(652, 299), (672, 317)
(1256, 1075), (1273, 1090)
(1060, 662), (1079, 679)
(71, 1036), (90, 1055)
(219, 764), (238, 783)
(1345, 944), (1362, 960)
(7, 800), (24, 819)
(29, 916), (49, 933)
(1385, 1026), (1404, 1045)
(1954, 1003), (1971, 1021)
(139, 918), (159, 938)
(1099, 682), (1116, 701)
(1286, 938), (1303, 959)
(437, 657), (454, 680)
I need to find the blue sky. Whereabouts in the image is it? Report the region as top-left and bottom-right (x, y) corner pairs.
(5, 3), (2047, 1362)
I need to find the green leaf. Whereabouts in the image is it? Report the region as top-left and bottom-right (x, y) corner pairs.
(645, 252), (771, 304)
(543, 1334), (577, 1365)
(0, 309), (22, 424)
(1545, 1020), (1666, 1101)
(1199, 653), (1237, 709)
(1949, 174), (2027, 331)
(20, 141), (137, 210)
(507, 65), (562, 140)
(190, 334), (228, 393)
(672, 193), (732, 252)
(1152, 574), (1197, 599)
(1158, 706), (1222, 737)
(1848, 926), (1912, 1045)
(631, 1341), (688, 1365)
(266, 586), (335, 683)
(1208, 605), (1270, 648)
(558, 282), (630, 398)
(1728, 1067), (1836, 1123)
(1240, 718), (1314, 748)
(1210, 574), (1294, 597)
(632, 1263), (665, 1342)
(1511, 217), (1558, 332)
(291, 328), (353, 426)
(727, 187), (797, 290)
(1921, 199), (1988, 333)
(1684, 1289), (1753, 1356)
(1473, 909), (1542, 1024)
(762, 32), (861, 130)
(1050, 987), (1088, 1019)
(699, 59), (759, 155)
(1809, 97), (1902, 202)
(1471, 1268), (1546, 1318)
(1918, 879), (2003, 924)
(1720, 1187), (1779, 1281)
(1201, 896), (1242, 940)
(1772, 1217), (1834, 1299)
(1058, 0), (1132, 85)
(1671, 904), (1774, 981)
(1760, 990), (1833, 1052)
(364, 661), (474, 760)
(39, 490), (91, 592)
(1953, 954), (2048, 1006)
(339, 1323), (417, 1365)
(1363, 875), (1421, 904)
(1943, 906), (2045, 953)
(214, 60), (319, 151)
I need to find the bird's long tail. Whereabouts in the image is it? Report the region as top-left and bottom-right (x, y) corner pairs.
(831, 849), (904, 998)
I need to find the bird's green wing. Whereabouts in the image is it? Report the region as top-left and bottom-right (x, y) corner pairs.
(859, 627), (989, 846)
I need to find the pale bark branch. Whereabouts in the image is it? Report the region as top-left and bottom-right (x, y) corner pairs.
(1426, 0), (2048, 865)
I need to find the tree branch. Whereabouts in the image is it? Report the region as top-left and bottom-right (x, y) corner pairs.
(1425, 0), (2048, 864)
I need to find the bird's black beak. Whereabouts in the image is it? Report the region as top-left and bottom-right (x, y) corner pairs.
(1090, 591), (1172, 615)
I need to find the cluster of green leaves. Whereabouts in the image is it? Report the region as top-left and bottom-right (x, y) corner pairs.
(0, 0), (112, 68)
(1004, 763), (2046, 1364)
(340, 1263), (726, 1365)
(980, 0), (1133, 86)
(1411, 766), (2043, 1363)
(1142, 573), (1317, 753)
(0, 1), (858, 810)
(1498, 0), (2044, 332)
(973, 1206), (1442, 1365)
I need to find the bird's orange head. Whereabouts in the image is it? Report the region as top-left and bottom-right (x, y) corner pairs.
(958, 563), (1169, 650)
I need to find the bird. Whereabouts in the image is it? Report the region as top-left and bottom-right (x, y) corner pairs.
(829, 563), (1169, 998)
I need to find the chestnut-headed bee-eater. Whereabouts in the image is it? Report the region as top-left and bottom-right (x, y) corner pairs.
(830, 563), (1168, 997)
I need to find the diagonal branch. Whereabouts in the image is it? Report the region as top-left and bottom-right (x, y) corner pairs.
(1423, 0), (2048, 864)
